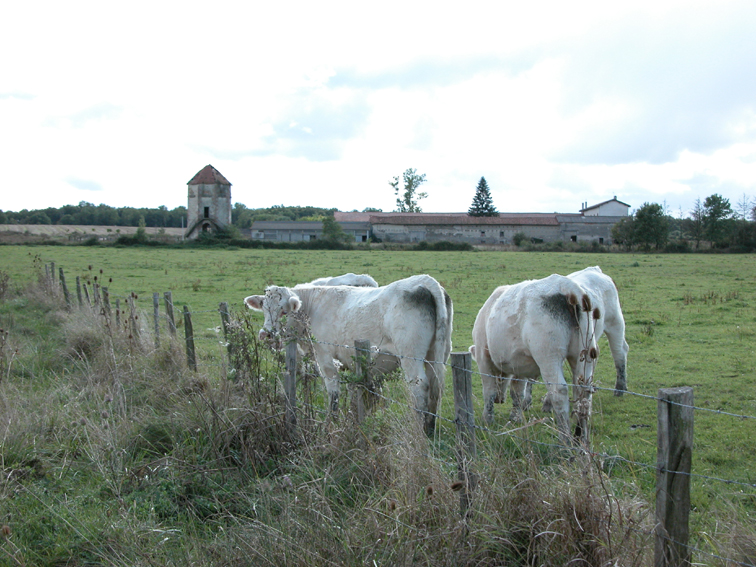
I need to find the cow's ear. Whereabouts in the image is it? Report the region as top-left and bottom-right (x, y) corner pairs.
(288, 296), (302, 312)
(245, 295), (264, 311)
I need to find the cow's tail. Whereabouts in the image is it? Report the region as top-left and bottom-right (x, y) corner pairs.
(428, 281), (453, 418)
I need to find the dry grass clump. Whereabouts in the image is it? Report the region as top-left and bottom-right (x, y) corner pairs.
(2, 272), (659, 567)
(467, 451), (653, 566)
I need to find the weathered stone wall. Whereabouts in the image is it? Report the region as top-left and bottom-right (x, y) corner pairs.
(372, 223), (564, 244)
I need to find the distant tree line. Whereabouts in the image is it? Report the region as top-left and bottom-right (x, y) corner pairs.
(231, 204), (339, 228)
(0, 202), (341, 229)
(0, 201), (188, 228)
(611, 193), (756, 252)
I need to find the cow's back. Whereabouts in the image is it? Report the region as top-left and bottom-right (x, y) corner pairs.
(567, 266), (623, 329)
(479, 275), (587, 375)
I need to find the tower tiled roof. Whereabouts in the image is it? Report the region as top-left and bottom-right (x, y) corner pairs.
(187, 165), (231, 186)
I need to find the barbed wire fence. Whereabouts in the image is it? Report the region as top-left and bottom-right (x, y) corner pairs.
(47, 264), (756, 567)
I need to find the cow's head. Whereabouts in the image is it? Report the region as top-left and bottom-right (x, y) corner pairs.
(244, 286), (302, 349)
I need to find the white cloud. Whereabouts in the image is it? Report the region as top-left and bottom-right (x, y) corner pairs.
(1, 0), (756, 218)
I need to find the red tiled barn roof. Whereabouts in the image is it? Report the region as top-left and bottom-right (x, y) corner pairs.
(334, 211), (560, 226)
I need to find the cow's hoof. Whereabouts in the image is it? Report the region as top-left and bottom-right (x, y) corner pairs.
(614, 388), (625, 397)
(508, 409), (524, 424)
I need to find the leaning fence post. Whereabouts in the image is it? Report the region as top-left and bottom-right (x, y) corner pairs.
(284, 340), (298, 433)
(451, 351), (477, 516)
(76, 276), (83, 307)
(164, 292), (176, 337)
(655, 386), (693, 567)
(101, 287), (111, 319)
(83, 283), (91, 307)
(350, 339), (371, 424)
(218, 302), (234, 372)
(183, 306), (197, 371)
(153, 293), (160, 349)
(128, 293), (139, 339)
(59, 268), (72, 308)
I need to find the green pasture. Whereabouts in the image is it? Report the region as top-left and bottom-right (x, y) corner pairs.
(2, 246), (756, 516)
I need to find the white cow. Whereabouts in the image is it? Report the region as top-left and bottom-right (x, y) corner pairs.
(245, 274), (453, 435)
(305, 273), (378, 287)
(533, 266), (629, 412)
(470, 273), (600, 442)
(566, 266), (628, 394)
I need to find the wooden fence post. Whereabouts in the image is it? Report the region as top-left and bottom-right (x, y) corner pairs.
(164, 292), (176, 337)
(128, 293), (139, 339)
(101, 287), (111, 319)
(350, 339), (372, 425)
(153, 293), (160, 349)
(59, 268), (72, 308)
(115, 298), (121, 328)
(183, 305), (197, 371)
(218, 302), (234, 372)
(83, 283), (91, 307)
(655, 386), (693, 567)
(284, 340), (298, 433)
(76, 276), (83, 307)
(451, 351), (477, 516)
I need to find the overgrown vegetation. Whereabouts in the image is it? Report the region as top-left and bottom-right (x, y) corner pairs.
(0, 266), (662, 566)
(2, 249), (756, 565)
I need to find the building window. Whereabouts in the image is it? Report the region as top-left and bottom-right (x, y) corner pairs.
(571, 235), (577, 242)
(480, 231), (485, 236)
(499, 231), (504, 237)
(599, 237), (604, 244)
(203, 207), (210, 219)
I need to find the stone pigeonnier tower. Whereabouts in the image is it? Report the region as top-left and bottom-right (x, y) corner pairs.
(185, 165), (232, 239)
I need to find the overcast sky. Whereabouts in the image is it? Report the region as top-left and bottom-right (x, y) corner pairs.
(3, 0), (756, 217)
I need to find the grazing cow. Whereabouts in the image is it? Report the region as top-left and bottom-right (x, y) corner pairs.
(291, 273), (379, 368)
(470, 273), (600, 442)
(305, 273), (379, 287)
(566, 266), (628, 394)
(535, 266), (629, 412)
(245, 274), (453, 435)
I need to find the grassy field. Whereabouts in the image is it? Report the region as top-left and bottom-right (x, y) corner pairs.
(1, 245), (756, 565)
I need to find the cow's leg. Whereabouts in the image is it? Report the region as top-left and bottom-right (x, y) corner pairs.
(494, 378), (507, 403)
(478, 357), (503, 425)
(315, 353), (341, 416)
(541, 367), (571, 444)
(522, 378), (533, 410)
(509, 376), (528, 423)
(542, 358), (578, 413)
(604, 328), (629, 396)
(401, 357), (435, 435)
(424, 360), (446, 424)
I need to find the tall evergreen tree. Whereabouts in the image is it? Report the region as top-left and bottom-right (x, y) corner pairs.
(468, 177), (499, 217)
